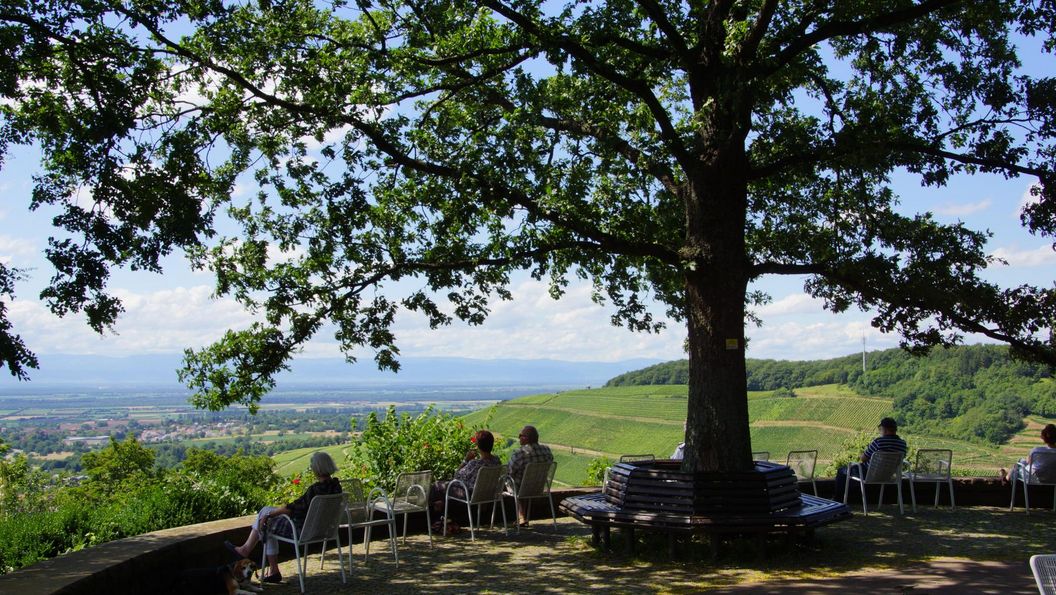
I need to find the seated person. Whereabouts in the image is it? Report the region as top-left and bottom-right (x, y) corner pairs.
(672, 420), (687, 460)
(1001, 423), (1056, 484)
(430, 429), (501, 512)
(508, 425), (554, 525)
(834, 417), (907, 498)
(227, 451), (341, 584)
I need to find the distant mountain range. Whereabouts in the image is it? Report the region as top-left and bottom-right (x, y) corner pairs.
(0, 353), (663, 391)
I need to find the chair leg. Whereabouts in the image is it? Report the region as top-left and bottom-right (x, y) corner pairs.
(388, 516), (399, 567)
(466, 501), (476, 541)
(933, 481), (940, 508)
(425, 505), (433, 548)
(879, 484), (886, 507)
(896, 481), (904, 515)
(548, 494), (558, 531)
(336, 535), (346, 583)
(949, 478), (956, 509)
(402, 512), (409, 545)
(1025, 479), (1032, 514)
(909, 479), (917, 513)
(860, 480), (868, 515)
(1010, 473), (1018, 511)
(811, 478), (818, 497)
(294, 542), (305, 594)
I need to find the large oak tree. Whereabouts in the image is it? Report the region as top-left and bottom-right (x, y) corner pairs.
(2, 0), (1054, 472)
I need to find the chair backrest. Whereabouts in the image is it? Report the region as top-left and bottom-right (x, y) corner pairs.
(864, 451), (905, 483)
(786, 450), (818, 480)
(344, 478), (371, 523)
(1031, 554), (1056, 595)
(394, 470), (432, 507)
(913, 449), (952, 480)
(297, 492), (348, 544)
(1029, 450), (1056, 484)
(515, 461), (556, 498)
(468, 464), (506, 504)
(619, 454), (655, 463)
(752, 451), (770, 462)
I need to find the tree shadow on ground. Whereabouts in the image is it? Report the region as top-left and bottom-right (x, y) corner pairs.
(260, 507), (1052, 593)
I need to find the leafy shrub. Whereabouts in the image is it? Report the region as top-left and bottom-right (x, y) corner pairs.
(822, 431), (874, 477)
(351, 406), (482, 491)
(585, 457), (613, 486)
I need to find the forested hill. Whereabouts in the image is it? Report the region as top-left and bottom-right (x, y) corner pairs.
(606, 344), (1056, 444)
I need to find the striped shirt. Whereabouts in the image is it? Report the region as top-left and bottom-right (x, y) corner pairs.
(863, 435), (908, 462)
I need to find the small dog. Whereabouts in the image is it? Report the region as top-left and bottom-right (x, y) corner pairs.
(178, 558), (262, 595)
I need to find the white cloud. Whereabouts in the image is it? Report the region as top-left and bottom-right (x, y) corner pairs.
(307, 279), (687, 362)
(990, 245), (1056, 267)
(0, 235), (37, 265)
(8, 285), (256, 355)
(933, 198), (991, 217)
(757, 293), (823, 317)
(747, 318), (897, 361)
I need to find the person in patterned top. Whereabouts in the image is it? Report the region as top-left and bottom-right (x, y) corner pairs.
(430, 429), (502, 512)
(508, 425), (553, 526)
(835, 417), (907, 499)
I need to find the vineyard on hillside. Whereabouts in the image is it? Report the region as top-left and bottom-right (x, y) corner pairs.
(460, 384), (1051, 486)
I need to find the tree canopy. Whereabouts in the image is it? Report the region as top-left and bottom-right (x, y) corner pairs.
(2, 0), (1054, 471)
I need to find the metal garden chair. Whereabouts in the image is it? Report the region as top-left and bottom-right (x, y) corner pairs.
(503, 460), (558, 532)
(904, 448), (955, 512)
(843, 451), (907, 515)
(268, 492), (347, 593)
(786, 450), (818, 496)
(372, 470), (433, 547)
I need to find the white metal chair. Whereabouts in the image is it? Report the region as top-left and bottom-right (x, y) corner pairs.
(504, 460), (558, 532)
(786, 450), (818, 496)
(443, 464), (508, 541)
(843, 451), (907, 515)
(372, 470), (433, 547)
(342, 478), (399, 568)
(752, 451), (770, 462)
(1031, 554), (1056, 594)
(266, 492), (347, 593)
(1009, 451), (1056, 514)
(905, 449), (955, 512)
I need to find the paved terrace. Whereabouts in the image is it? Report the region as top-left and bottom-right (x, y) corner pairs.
(1, 482), (1053, 593)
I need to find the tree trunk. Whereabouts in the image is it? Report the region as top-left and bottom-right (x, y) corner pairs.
(680, 139), (753, 473)
(681, 267), (753, 472)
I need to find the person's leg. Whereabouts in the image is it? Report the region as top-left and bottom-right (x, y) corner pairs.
(834, 466), (847, 500)
(234, 506), (274, 557)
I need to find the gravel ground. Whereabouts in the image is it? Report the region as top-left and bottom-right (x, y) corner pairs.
(250, 515), (1037, 594)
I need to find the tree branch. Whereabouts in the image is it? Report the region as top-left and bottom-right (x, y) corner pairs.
(632, 0), (692, 66)
(737, 0), (779, 65)
(765, 0), (965, 77)
(482, 0), (693, 171)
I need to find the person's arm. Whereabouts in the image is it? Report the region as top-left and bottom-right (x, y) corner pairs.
(261, 505), (291, 527)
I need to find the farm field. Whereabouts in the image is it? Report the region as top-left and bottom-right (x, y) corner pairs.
(273, 443), (355, 476)
(461, 384), (1047, 485)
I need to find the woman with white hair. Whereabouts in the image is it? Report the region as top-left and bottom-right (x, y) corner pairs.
(227, 451), (341, 584)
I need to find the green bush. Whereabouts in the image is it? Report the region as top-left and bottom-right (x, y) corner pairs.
(585, 457), (613, 486)
(351, 406), (483, 491)
(822, 431), (874, 477)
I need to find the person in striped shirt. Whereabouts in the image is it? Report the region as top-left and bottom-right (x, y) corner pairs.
(835, 417), (908, 499)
